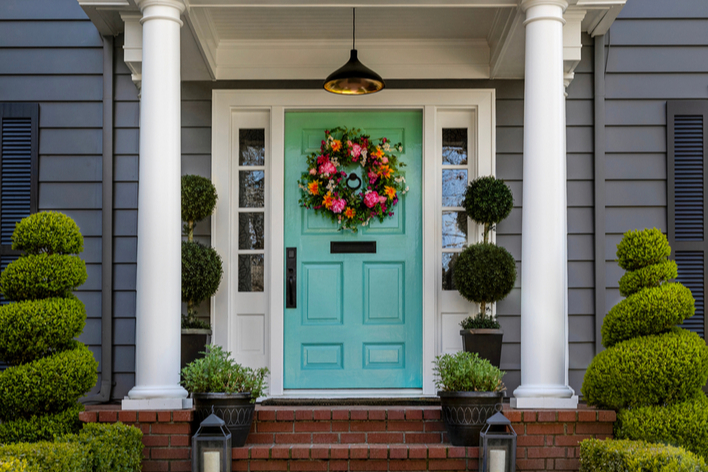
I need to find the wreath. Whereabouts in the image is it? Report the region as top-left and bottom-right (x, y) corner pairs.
(298, 127), (409, 232)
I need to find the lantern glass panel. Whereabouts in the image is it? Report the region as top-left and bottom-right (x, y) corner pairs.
(484, 438), (513, 472)
(194, 438), (231, 472)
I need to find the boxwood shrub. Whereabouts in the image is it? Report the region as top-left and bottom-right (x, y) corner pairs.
(582, 328), (708, 410)
(182, 241), (223, 308)
(182, 175), (218, 225)
(462, 176), (514, 229)
(618, 259), (678, 297)
(601, 283), (694, 348)
(65, 423), (143, 472)
(0, 343), (97, 421)
(0, 441), (91, 472)
(616, 228), (671, 271)
(0, 458), (28, 472)
(0, 405), (83, 444)
(452, 242), (516, 306)
(0, 297), (86, 364)
(616, 393), (708, 460)
(11, 212), (83, 255)
(579, 438), (708, 472)
(0, 254), (87, 301)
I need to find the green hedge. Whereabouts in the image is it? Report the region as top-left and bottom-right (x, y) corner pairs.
(582, 328), (708, 410)
(67, 423), (144, 472)
(0, 458), (29, 472)
(0, 405), (83, 444)
(0, 297), (86, 364)
(579, 438), (708, 472)
(0, 254), (87, 301)
(11, 212), (83, 256)
(601, 283), (695, 348)
(0, 441), (91, 472)
(0, 344), (97, 420)
(618, 259), (678, 297)
(616, 394), (708, 460)
(452, 242), (516, 305)
(616, 228), (671, 271)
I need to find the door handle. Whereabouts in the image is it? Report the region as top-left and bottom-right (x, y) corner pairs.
(286, 247), (297, 308)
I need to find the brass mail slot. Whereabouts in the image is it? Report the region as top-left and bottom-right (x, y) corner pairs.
(330, 241), (377, 254)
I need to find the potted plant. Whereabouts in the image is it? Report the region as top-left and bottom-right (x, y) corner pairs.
(454, 176), (516, 367)
(434, 351), (506, 446)
(181, 344), (269, 447)
(181, 175), (223, 369)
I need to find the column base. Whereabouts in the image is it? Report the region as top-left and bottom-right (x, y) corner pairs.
(121, 397), (193, 410)
(511, 395), (578, 409)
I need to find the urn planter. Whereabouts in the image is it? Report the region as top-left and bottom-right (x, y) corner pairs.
(438, 391), (504, 446)
(460, 328), (504, 368)
(193, 392), (255, 447)
(180, 328), (212, 371)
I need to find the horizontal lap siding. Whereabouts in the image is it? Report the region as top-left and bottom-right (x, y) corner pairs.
(604, 2), (708, 318)
(0, 0), (104, 394)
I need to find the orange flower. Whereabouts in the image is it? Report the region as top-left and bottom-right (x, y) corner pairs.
(344, 207), (356, 219)
(308, 181), (320, 195)
(323, 191), (334, 209)
(378, 165), (392, 179)
(384, 186), (397, 200)
(373, 146), (384, 159)
(331, 140), (342, 152)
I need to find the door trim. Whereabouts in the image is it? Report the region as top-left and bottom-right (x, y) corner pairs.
(212, 90), (496, 396)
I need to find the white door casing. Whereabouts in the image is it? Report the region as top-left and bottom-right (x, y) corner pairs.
(211, 90), (495, 396)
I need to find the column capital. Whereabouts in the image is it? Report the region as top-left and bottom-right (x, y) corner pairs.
(135, 0), (186, 25)
(520, 0), (568, 13)
(135, 0), (186, 11)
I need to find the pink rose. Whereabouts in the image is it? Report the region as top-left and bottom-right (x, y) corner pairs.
(319, 161), (337, 175)
(378, 196), (386, 204)
(331, 198), (346, 213)
(350, 143), (362, 158)
(382, 157), (388, 163)
(309, 168), (317, 175)
(364, 191), (380, 209)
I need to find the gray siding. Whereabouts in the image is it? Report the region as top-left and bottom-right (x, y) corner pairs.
(0, 0), (104, 395)
(603, 0), (708, 321)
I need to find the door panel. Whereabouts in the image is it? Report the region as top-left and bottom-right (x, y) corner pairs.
(284, 110), (422, 389)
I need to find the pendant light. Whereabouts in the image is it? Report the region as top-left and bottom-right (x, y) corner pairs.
(323, 8), (385, 95)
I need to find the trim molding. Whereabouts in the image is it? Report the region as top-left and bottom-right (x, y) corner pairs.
(593, 34), (606, 355)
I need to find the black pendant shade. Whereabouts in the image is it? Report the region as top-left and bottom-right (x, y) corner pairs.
(323, 49), (385, 95)
(323, 9), (385, 95)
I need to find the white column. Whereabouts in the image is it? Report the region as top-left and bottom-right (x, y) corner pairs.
(512, 0), (578, 409)
(123, 0), (189, 410)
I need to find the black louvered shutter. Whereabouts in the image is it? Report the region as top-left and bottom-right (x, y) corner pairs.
(0, 103), (39, 303)
(668, 101), (708, 340)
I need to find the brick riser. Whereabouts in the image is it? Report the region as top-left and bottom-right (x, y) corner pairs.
(80, 405), (616, 472)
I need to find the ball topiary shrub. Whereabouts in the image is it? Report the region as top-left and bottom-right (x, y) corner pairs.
(579, 438), (708, 472)
(456, 176), (516, 331)
(601, 283), (694, 348)
(615, 394), (708, 461)
(0, 212), (97, 443)
(582, 227), (708, 460)
(181, 175), (223, 328)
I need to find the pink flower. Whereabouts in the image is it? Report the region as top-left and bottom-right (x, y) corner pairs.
(382, 157), (388, 163)
(378, 196), (387, 204)
(319, 161), (337, 175)
(368, 170), (378, 184)
(317, 155), (328, 165)
(309, 168), (317, 175)
(331, 198), (346, 213)
(350, 143), (362, 158)
(364, 191), (380, 208)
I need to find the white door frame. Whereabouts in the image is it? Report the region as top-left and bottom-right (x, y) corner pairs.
(212, 89), (495, 396)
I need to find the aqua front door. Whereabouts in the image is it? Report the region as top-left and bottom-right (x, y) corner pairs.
(283, 110), (423, 389)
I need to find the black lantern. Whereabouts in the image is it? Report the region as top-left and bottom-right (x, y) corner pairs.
(479, 412), (517, 472)
(192, 409), (232, 472)
(323, 8), (385, 95)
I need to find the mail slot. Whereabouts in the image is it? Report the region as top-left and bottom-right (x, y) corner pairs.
(330, 241), (377, 254)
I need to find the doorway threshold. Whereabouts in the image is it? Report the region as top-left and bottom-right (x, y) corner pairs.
(263, 390), (439, 406)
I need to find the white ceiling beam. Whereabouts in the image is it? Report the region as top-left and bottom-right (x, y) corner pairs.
(184, 0), (518, 7)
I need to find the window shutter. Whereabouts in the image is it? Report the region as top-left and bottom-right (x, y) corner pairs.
(667, 101), (708, 339)
(0, 103), (39, 301)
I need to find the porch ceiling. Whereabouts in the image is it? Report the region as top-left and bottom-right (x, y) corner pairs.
(78, 0), (626, 82)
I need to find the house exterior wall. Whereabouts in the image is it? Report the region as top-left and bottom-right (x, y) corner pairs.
(1, 0), (705, 400)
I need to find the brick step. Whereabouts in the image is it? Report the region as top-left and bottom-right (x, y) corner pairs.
(232, 444), (478, 472)
(248, 407), (446, 445)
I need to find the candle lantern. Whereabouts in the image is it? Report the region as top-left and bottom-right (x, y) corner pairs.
(192, 408), (232, 472)
(479, 412), (517, 472)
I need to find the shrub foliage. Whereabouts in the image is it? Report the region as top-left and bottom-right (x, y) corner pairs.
(182, 241), (224, 306)
(616, 228), (671, 271)
(462, 176), (514, 231)
(182, 175), (218, 227)
(579, 438), (708, 472)
(453, 243), (516, 306)
(0, 441), (92, 472)
(618, 259), (678, 297)
(0, 212), (96, 443)
(433, 351), (505, 393)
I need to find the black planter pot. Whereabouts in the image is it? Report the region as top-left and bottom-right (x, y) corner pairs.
(438, 391), (504, 446)
(181, 329), (211, 371)
(193, 392), (255, 447)
(460, 329), (503, 368)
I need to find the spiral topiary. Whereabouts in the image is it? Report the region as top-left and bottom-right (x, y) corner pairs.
(181, 175), (223, 327)
(0, 211), (97, 443)
(581, 228), (708, 459)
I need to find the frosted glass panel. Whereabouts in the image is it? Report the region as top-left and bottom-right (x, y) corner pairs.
(238, 254), (264, 292)
(239, 129), (265, 166)
(239, 170), (265, 208)
(239, 212), (264, 250)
